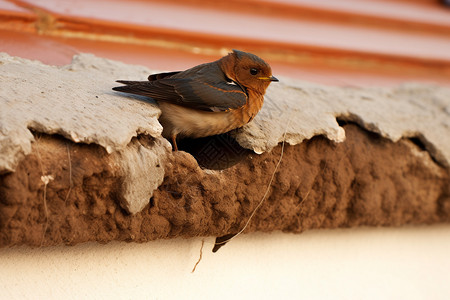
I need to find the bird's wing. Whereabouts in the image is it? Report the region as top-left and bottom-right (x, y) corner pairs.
(113, 78), (247, 112)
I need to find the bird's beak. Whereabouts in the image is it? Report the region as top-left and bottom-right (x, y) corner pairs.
(258, 76), (279, 82)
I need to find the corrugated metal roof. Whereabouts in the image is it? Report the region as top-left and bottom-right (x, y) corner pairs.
(1, 0), (450, 86)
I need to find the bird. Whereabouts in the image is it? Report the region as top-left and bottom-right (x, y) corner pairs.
(113, 49), (278, 151)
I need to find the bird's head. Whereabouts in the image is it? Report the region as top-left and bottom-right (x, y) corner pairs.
(219, 50), (278, 94)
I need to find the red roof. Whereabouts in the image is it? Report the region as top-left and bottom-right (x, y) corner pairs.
(1, 0), (450, 86)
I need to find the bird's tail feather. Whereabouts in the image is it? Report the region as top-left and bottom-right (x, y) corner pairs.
(115, 80), (147, 85)
(112, 80), (149, 95)
(112, 85), (132, 93)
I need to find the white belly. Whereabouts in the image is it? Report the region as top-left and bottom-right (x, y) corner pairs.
(157, 102), (239, 138)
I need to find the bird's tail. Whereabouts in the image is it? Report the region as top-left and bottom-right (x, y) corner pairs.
(112, 80), (147, 94)
(114, 80), (147, 85)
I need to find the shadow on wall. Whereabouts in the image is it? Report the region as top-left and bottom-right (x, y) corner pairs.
(177, 132), (251, 170)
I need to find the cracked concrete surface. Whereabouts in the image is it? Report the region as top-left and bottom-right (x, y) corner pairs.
(239, 78), (450, 167)
(0, 53), (162, 173)
(1, 52), (449, 174)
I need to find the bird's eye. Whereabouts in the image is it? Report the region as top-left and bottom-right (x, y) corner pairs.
(250, 68), (259, 75)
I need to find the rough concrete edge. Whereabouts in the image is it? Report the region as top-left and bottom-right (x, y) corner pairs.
(0, 124), (33, 174)
(0, 53), (163, 174)
(113, 137), (171, 214)
(236, 79), (450, 168)
(335, 111), (449, 168)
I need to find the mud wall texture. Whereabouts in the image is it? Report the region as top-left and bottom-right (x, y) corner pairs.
(0, 53), (449, 248)
(0, 125), (449, 247)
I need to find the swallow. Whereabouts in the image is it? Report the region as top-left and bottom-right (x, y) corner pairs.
(113, 49), (278, 151)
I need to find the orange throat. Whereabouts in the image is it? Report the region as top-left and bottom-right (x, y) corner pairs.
(240, 90), (265, 123)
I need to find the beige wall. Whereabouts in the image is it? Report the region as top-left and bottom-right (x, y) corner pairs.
(1, 225), (449, 299)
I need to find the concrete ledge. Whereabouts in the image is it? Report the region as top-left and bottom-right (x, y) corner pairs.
(0, 53), (449, 248)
